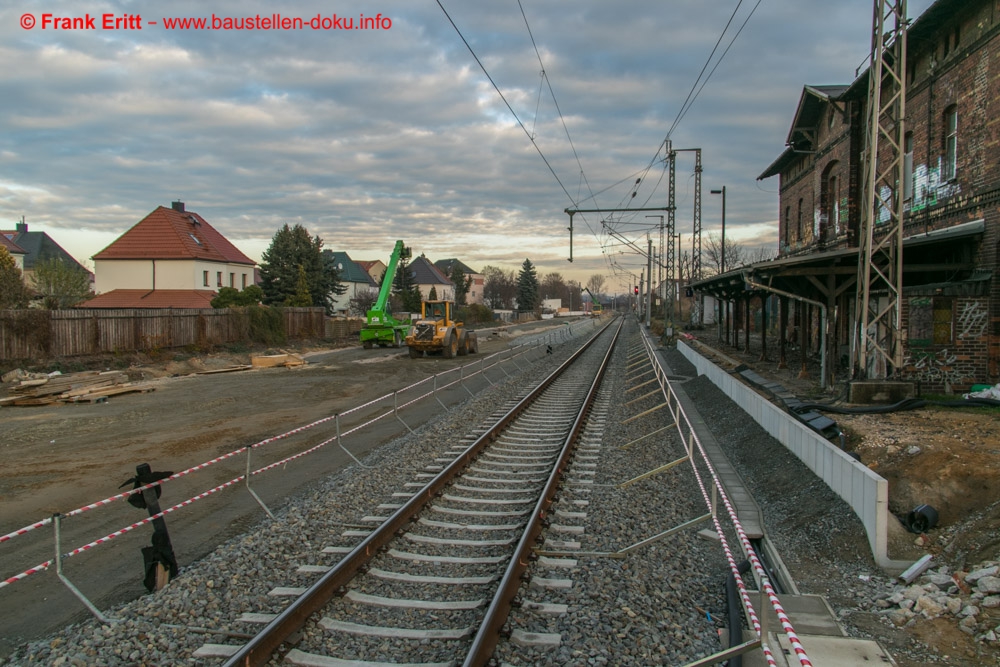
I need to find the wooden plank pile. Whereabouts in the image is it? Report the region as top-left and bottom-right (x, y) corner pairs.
(250, 353), (306, 368)
(0, 370), (155, 407)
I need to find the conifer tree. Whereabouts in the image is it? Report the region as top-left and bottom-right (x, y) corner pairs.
(259, 224), (344, 314)
(0, 247), (31, 309)
(516, 258), (540, 312)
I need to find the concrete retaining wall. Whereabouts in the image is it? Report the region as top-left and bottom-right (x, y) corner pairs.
(677, 340), (905, 571)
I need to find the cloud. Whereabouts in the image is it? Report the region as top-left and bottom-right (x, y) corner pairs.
(0, 0), (938, 290)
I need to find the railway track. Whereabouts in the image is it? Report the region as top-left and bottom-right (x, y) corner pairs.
(205, 316), (623, 666)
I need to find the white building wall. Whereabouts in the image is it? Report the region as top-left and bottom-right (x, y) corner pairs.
(417, 284), (454, 301)
(95, 259), (255, 293)
(331, 281), (378, 314)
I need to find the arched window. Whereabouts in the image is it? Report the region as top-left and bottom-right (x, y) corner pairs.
(943, 105), (958, 181)
(820, 161), (840, 243)
(904, 132), (914, 203)
(796, 198), (804, 243)
(784, 205), (791, 249)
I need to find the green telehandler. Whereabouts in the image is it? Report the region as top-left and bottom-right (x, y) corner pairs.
(359, 241), (412, 349)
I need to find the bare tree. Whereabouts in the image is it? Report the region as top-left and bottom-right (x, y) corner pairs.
(349, 288), (379, 317)
(586, 274), (606, 296)
(744, 244), (779, 264)
(540, 272), (568, 306)
(703, 232), (746, 276)
(482, 265), (517, 310)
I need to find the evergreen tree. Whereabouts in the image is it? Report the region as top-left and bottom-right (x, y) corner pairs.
(516, 258), (540, 312)
(259, 224), (345, 314)
(392, 256), (422, 313)
(0, 247), (31, 309)
(31, 258), (93, 309)
(286, 265), (313, 306)
(448, 263), (473, 305)
(428, 285), (438, 300)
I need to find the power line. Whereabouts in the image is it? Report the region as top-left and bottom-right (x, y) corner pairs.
(435, 1), (577, 211)
(665, 0), (745, 140)
(672, 0), (764, 132)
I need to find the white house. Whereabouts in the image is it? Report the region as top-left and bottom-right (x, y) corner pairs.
(81, 201), (256, 308)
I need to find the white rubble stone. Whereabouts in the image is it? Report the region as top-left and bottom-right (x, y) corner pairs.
(976, 576), (1000, 594)
(886, 609), (912, 626)
(981, 595), (1000, 608)
(966, 566), (999, 584)
(959, 604), (980, 618)
(915, 595), (945, 618)
(946, 597), (963, 615)
(922, 574), (953, 587)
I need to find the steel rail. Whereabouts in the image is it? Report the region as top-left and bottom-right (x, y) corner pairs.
(223, 315), (620, 667)
(463, 315), (623, 666)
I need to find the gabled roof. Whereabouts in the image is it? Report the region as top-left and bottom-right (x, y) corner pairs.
(758, 84), (850, 180)
(77, 289), (218, 309)
(323, 250), (377, 285)
(93, 204), (255, 265)
(0, 233), (26, 255)
(1, 224), (88, 272)
(434, 258), (479, 276)
(409, 255), (452, 286)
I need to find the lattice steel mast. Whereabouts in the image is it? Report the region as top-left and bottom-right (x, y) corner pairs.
(854, 0), (907, 379)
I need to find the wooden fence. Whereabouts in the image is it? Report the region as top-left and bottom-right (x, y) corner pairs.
(0, 307), (354, 362)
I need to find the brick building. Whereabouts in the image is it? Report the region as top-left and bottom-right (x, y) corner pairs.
(695, 0), (998, 391)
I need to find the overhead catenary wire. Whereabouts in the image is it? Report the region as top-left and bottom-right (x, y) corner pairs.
(436, 0), (603, 245)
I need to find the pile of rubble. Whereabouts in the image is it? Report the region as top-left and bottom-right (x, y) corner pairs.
(874, 562), (1000, 643)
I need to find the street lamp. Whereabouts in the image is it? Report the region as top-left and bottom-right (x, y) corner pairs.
(710, 186), (726, 274)
(710, 186), (728, 345)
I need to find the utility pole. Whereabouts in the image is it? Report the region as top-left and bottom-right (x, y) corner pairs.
(854, 0), (907, 379)
(646, 236), (653, 328)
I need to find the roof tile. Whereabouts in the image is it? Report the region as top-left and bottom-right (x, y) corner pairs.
(94, 206), (255, 265)
(77, 289), (218, 309)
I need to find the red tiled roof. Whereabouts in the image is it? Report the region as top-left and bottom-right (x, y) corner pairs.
(93, 206), (255, 265)
(77, 289), (218, 309)
(0, 234), (26, 255)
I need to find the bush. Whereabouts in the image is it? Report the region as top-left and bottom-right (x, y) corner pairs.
(247, 305), (285, 345)
(458, 303), (494, 325)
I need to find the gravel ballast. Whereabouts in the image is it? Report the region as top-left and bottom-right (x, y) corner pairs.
(3, 320), (997, 666)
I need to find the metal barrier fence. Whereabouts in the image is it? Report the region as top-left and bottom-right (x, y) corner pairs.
(631, 325), (813, 667)
(0, 317), (602, 623)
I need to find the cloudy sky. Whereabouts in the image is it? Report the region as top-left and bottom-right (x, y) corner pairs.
(2, 0), (935, 292)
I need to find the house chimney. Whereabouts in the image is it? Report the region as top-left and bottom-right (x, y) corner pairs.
(171, 200), (185, 212)
(15, 221), (27, 233)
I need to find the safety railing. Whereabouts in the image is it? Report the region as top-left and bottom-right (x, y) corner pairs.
(634, 326), (813, 667)
(1, 317), (602, 619)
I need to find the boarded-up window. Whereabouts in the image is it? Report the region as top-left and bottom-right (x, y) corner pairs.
(909, 297), (953, 346)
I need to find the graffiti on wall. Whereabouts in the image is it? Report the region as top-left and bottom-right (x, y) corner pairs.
(900, 348), (964, 385)
(957, 300), (988, 339)
(908, 158), (961, 213)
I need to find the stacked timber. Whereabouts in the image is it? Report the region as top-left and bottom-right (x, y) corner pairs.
(0, 370), (155, 407)
(250, 352), (306, 368)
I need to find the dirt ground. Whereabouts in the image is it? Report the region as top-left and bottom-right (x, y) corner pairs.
(683, 328), (1000, 569)
(680, 328), (1000, 665)
(0, 319), (571, 658)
